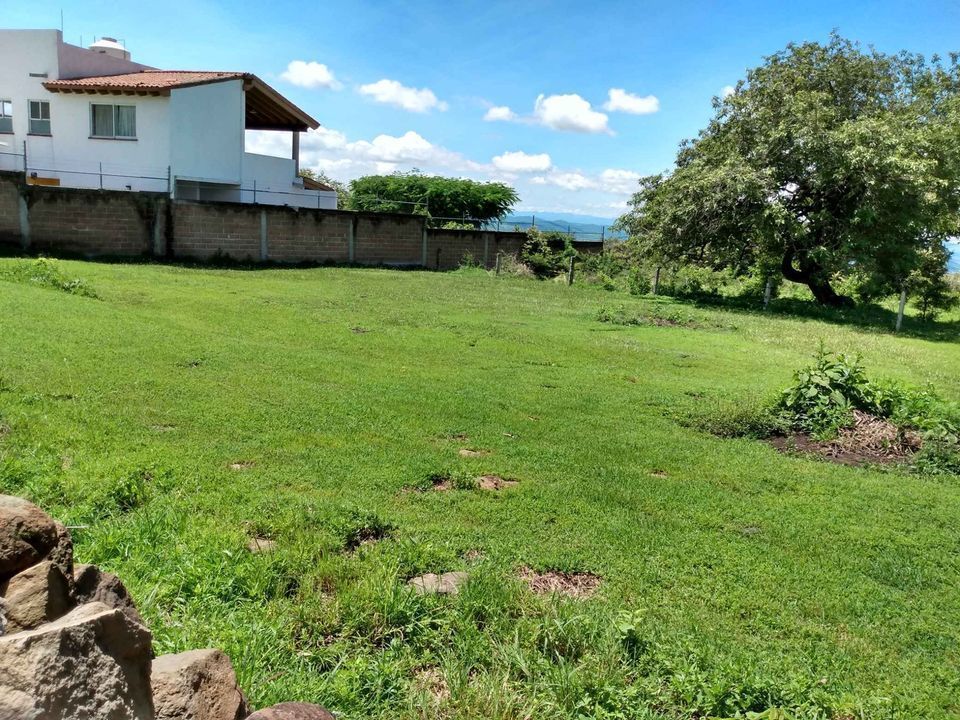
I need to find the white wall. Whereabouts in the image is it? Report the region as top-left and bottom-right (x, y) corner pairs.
(169, 80), (244, 185)
(57, 38), (151, 79)
(0, 29), (169, 191)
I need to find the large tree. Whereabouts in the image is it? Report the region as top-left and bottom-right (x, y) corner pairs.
(616, 35), (960, 306)
(348, 171), (518, 225)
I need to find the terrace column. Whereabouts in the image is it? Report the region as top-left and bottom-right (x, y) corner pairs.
(292, 131), (300, 175)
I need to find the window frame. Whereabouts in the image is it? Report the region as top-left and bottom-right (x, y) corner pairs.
(0, 100), (12, 134)
(89, 102), (137, 140)
(28, 100), (51, 136)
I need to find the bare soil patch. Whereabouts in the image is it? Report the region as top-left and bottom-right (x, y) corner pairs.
(518, 567), (601, 599)
(246, 537), (277, 554)
(769, 411), (922, 467)
(478, 475), (518, 491)
(649, 469), (669, 478)
(229, 461), (256, 471)
(459, 448), (490, 458)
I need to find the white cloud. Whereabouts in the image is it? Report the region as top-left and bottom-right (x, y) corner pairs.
(531, 171), (597, 191)
(357, 79), (448, 113)
(280, 60), (341, 90)
(533, 93), (610, 134)
(721, 85), (736, 98)
(492, 150), (552, 173)
(603, 88), (659, 115)
(600, 168), (641, 194)
(484, 105), (517, 122)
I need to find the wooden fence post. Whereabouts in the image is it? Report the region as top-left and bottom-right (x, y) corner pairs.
(495, 252), (502, 276)
(567, 255), (576, 286)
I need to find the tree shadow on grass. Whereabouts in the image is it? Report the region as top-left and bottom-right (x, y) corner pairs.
(680, 293), (960, 343)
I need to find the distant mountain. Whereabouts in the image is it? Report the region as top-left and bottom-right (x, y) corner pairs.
(493, 213), (625, 241)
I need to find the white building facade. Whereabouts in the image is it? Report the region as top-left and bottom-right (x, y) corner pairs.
(0, 29), (336, 209)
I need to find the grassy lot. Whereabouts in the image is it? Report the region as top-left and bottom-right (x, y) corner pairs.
(1, 257), (959, 719)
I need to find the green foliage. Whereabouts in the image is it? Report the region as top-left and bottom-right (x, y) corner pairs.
(0, 257), (97, 298)
(298, 168), (351, 210)
(347, 171), (518, 224)
(777, 347), (875, 436)
(520, 227), (574, 279)
(615, 34), (960, 306)
(907, 243), (960, 321)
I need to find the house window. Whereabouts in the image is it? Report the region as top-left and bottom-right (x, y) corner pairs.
(0, 101), (12, 133)
(90, 104), (136, 139)
(28, 100), (51, 135)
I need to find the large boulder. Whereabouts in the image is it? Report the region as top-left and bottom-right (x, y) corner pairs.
(152, 648), (249, 720)
(0, 560), (73, 634)
(246, 703), (336, 720)
(0, 601), (153, 719)
(73, 563), (143, 626)
(0, 496), (61, 582)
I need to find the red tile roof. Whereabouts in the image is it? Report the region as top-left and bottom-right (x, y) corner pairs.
(45, 71), (246, 92)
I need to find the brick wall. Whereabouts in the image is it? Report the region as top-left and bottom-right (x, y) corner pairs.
(354, 214), (424, 266)
(0, 171), (601, 268)
(171, 202), (261, 261)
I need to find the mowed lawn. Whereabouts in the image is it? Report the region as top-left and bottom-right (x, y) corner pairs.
(1, 258), (959, 719)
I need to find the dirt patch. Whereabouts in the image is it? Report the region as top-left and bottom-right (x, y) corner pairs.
(350, 326), (370, 334)
(477, 475), (518, 491)
(649, 469), (668, 478)
(413, 667), (450, 703)
(518, 567), (601, 599)
(229, 461), (256, 471)
(459, 448), (490, 458)
(246, 536), (277, 554)
(463, 548), (485, 562)
(769, 411), (922, 467)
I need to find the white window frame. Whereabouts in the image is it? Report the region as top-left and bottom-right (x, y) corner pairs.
(28, 100), (51, 135)
(0, 100), (12, 134)
(90, 103), (136, 140)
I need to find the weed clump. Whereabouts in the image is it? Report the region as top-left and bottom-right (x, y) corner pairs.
(0, 257), (98, 298)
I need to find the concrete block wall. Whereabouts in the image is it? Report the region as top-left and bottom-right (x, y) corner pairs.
(171, 202), (261, 261)
(0, 171), (604, 267)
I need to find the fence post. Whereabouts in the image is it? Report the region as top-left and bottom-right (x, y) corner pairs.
(763, 277), (773, 309)
(99, 162), (103, 190)
(253, 180), (257, 204)
(495, 252), (502, 276)
(652, 267), (661, 295)
(567, 255), (576, 286)
(166, 166), (172, 197)
(895, 286), (907, 332)
(260, 209), (268, 261)
(348, 215), (356, 263)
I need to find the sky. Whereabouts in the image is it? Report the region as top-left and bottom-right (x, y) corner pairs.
(6, 0), (960, 219)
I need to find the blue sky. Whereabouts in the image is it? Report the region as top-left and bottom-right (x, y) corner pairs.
(7, 0), (960, 218)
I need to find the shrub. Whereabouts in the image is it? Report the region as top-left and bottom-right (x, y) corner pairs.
(520, 228), (574, 279)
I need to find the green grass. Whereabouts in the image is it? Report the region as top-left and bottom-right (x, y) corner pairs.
(1, 257), (959, 719)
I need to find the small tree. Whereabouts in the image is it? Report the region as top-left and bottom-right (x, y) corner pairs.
(347, 171), (518, 225)
(907, 243), (959, 320)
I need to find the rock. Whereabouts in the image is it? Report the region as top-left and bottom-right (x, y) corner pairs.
(152, 648), (249, 720)
(245, 537), (277, 554)
(47, 523), (75, 586)
(246, 702), (336, 720)
(408, 571), (468, 595)
(0, 495), (60, 582)
(0, 560), (73, 634)
(0, 601), (153, 719)
(73, 563), (143, 626)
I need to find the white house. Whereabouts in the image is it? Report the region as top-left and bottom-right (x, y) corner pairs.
(0, 29), (336, 209)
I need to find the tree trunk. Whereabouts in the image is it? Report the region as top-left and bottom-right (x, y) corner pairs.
(780, 249), (853, 307)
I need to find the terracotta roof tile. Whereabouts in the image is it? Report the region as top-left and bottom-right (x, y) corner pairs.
(45, 71), (247, 92)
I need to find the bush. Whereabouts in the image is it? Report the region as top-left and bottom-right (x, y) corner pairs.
(1, 257), (98, 298)
(520, 228), (574, 279)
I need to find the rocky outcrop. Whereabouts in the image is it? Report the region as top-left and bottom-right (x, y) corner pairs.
(152, 648), (249, 720)
(0, 602), (154, 720)
(0, 494), (336, 720)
